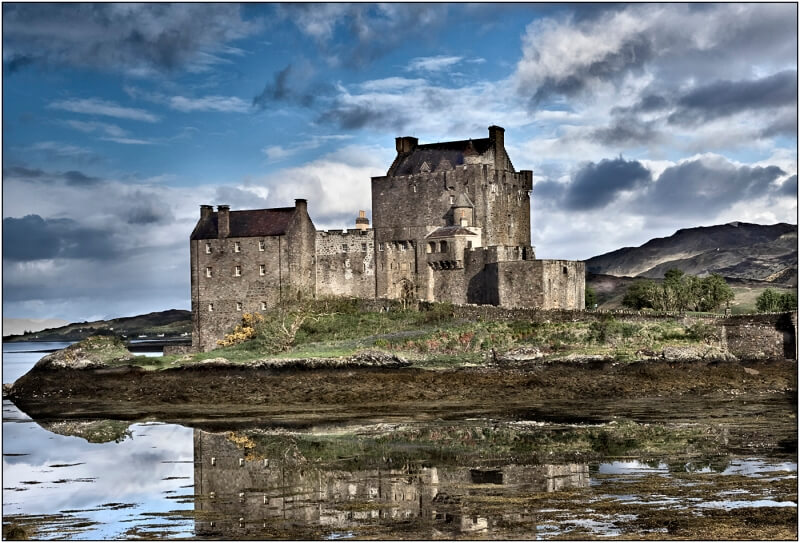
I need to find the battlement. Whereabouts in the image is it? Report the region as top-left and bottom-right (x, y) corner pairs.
(317, 228), (373, 237)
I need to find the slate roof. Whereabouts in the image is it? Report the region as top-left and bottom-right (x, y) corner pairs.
(452, 192), (474, 208)
(190, 208), (296, 240)
(426, 226), (479, 238)
(389, 138), (492, 176)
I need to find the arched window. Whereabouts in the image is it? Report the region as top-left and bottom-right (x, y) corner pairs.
(440, 240), (448, 252)
(427, 242), (436, 253)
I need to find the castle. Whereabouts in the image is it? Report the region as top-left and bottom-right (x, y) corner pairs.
(190, 126), (585, 350)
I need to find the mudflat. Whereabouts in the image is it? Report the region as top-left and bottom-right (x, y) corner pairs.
(8, 358), (795, 425)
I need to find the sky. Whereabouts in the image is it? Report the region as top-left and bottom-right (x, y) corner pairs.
(2, 3), (797, 322)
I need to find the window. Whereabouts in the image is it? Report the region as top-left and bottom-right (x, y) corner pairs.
(261, 301), (267, 311)
(427, 242), (436, 253)
(234, 241), (241, 253)
(236, 302), (242, 311)
(205, 267), (212, 278)
(461, 217), (468, 227)
(205, 243), (211, 254)
(259, 240), (265, 251)
(378, 243), (384, 251)
(440, 241), (448, 252)
(361, 243), (367, 251)
(208, 303), (214, 312)
(341, 244), (348, 251)
(259, 264), (266, 276)
(234, 265), (241, 277)
(449, 195), (455, 204)
(400, 241), (406, 251)
(563, 266), (569, 275)
(467, 241), (473, 249)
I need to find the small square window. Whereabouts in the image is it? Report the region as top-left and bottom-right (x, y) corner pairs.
(361, 243), (367, 251)
(236, 302), (242, 311)
(378, 243), (384, 251)
(234, 265), (241, 277)
(259, 264), (266, 276)
(261, 301), (267, 311)
(341, 244), (348, 251)
(205, 243), (211, 254)
(208, 303), (214, 312)
(259, 240), (265, 251)
(400, 241), (406, 251)
(449, 195), (455, 204)
(205, 267), (212, 278)
(234, 241), (241, 252)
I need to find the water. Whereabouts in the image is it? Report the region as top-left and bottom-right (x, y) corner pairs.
(3, 343), (797, 539)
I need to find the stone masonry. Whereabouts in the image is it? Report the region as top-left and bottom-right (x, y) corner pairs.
(189, 126), (585, 350)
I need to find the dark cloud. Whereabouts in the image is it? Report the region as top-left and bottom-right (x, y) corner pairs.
(3, 53), (36, 74)
(531, 35), (653, 106)
(589, 117), (661, 146)
(317, 104), (410, 132)
(669, 70), (797, 125)
(4, 166), (103, 185)
(252, 64), (316, 109)
(535, 157), (652, 210)
(638, 159), (786, 217)
(780, 175), (797, 197)
(2, 3), (259, 76)
(63, 170), (102, 186)
(760, 117), (798, 139)
(3, 214), (117, 261)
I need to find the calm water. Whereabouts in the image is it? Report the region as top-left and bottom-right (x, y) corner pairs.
(3, 343), (797, 539)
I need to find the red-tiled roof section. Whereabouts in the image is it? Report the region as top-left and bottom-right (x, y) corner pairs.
(191, 207), (296, 240)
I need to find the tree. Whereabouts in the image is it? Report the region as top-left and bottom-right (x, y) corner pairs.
(756, 288), (782, 312)
(779, 292), (798, 312)
(622, 280), (656, 310)
(756, 288), (798, 312)
(698, 274), (734, 311)
(585, 286), (597, 309)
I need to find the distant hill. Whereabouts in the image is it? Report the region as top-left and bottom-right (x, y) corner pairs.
(3, 318), (70, 336)
(585, 222), (797, 285)
(3, 309), (191, 342)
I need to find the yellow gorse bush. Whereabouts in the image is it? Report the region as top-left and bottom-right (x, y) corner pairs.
(216, 312), (265, 347)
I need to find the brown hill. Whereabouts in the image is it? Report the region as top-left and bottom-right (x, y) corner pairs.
(585, 222), (797, 284)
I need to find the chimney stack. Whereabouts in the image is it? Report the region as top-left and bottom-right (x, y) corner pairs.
(295, 198), (308, 216)
(200, 205), (213, 221)
(395, 136), (418, 154)
(217, 205), (230, 238)
(355, 210), (369, 231)
(488, 125), (506, 171)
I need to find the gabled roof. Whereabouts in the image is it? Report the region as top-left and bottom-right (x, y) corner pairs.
(389, 138), (493, 176)
(190, 208), (296, 240)
(426, 226), (479, 239)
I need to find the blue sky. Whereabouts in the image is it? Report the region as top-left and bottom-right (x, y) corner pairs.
(3, 3), (797, 322)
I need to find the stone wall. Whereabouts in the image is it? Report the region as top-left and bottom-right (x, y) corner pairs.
(315, 229), (375, 299)
(721, 312), (797, 360)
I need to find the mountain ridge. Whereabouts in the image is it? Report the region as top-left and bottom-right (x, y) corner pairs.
(585, 222), (797, 284)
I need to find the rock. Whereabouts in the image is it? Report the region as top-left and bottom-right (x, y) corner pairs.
(496, 347), (544, 362)
(2, 383), (12, 397)
(662, 346), (704, 361)
(33, 335), (133, 370)
(744, 367), (760, 376)
(347, 350), (409, 367)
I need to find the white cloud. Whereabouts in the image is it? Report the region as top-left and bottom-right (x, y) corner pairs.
(49, 98), (159, 122)
(406, 55), (463, 72)
(168, 95), (251, 113)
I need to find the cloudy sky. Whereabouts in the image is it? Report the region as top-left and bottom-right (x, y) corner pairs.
(3, 3), (797, 322)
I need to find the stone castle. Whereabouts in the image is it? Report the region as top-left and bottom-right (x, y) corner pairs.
(190, 126), (585, 350)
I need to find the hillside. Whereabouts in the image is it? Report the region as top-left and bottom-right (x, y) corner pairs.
(585, 222), (797, 284)
(3, 309), (191, 342)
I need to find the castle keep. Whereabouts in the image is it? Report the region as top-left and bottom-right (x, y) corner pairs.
(190, 126), (585, 350)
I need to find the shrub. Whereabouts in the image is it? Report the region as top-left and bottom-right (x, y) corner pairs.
(217, 313), (264, 347)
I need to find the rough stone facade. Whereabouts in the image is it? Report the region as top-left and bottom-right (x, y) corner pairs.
(189, 126), (585, 350)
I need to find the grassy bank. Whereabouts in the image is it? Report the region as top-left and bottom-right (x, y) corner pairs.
(124, 299), (730, 370)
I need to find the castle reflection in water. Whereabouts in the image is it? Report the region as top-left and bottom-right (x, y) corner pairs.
(193, 429), (589, 539)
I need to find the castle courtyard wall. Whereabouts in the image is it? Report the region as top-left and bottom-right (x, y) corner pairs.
(315, 229), (376, 299)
